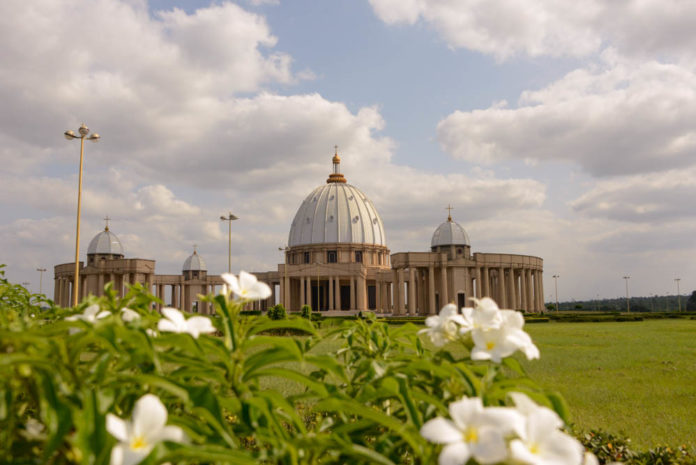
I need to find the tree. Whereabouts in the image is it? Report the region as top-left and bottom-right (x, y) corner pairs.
(687, 291), (696, 312)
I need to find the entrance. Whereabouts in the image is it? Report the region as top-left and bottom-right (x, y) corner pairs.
(458, 293), (466, 309)
(368, 285), (376, 309)
(340, 285), (350, 310)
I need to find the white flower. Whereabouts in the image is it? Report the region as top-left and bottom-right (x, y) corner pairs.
(157, 307), (215, 338)
(460, 298), (503, 334)
(508, 392), (584, 465)
(120, 308), (140, 322)
(583, 452), (600, 465)
(470, 309), (539, 362)
(106, 394), (185, 465)
(66, 304), (111, 323)
(221, 271), (271, 301)
(419, 304), (467, 347)
(20, 418), (46, 441)
(421, 397), (522, 465)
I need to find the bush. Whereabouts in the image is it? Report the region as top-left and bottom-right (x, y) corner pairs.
(267, 303), (287, 320)
(580, 429), (695, 464)
(300, 304), (312, 319)
(0, 267), (625, 465)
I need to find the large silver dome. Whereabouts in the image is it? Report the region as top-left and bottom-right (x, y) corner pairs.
(87, 228), (124, 255)
(431, 217), (470, 248)
(183, 249), (207, 271)
(288, 151), (386, 247)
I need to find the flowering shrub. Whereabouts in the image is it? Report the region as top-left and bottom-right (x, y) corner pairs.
(1, 267), (605, 464)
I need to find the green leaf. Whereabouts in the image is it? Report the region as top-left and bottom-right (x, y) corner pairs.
(316, 398), (421, 451)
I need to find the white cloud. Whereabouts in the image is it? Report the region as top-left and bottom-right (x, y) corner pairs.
(437, 54), (696, 176)
(571, 167), (696, 223)
(369, 0), (696, 61)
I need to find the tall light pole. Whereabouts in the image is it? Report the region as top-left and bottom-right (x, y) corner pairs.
(65, 123), (100, 306)
(219, 212), (238, 273)
(278, 246), (289, 307)
(623, 276), (631, 312)
(552, 274), (560, 312)
(675, 278), (681, 312)
(36, 268), (46, 295)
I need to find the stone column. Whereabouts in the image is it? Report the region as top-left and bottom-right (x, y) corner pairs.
(408, 268), (416, 316)
(349, 277), (355, 310)
(392, 269), (400, 315)
(428, 266), (436, 315)
(537, 270), (544, 312)
(300, 276), (305, 307)
(526, 270), (534, 312)
(329, 276), (334, 310)
(440, 266), (448, 305)
(357, 275), (366, 311)
(97, 273), (104, 297)
(375, 276), (382, 312)
(508, 268), (517, 310)
(483, 267), (490, 297)
(283, 274), (290, 309)
(335, 276), (341, 310)
(520, 271), (527, 311)
(475, 267), (482, 298)
(497, 267), (506, 307)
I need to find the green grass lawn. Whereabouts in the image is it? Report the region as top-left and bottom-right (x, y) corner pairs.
(520, 319), (696, 450)
(266, 318), (696, 450)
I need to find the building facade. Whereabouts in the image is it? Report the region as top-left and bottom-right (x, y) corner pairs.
(54, 151), (544, 314)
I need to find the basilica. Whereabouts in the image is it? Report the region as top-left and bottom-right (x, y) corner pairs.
(54, 151), (545, 314)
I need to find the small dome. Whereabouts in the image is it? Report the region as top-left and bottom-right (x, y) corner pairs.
(183, 249), (207, 271)
(431, 217), (470, 248)
(87, 228), (124, 255)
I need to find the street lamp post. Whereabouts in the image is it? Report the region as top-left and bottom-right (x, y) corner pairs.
(623, 276), (631, 312)
(219, 213), (238, 273)
(552, 274), (560, 312)
(675, 278), (681, 312)
(36, 268), (46, 295)
(64, 123), (100, 306)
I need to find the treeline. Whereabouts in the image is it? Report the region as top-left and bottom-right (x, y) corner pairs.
(548, 291), (696, 312)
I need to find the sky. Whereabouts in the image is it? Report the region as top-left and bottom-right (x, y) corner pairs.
(1, 0), (695, 302)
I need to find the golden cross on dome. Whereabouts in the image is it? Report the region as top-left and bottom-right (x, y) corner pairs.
(193, 244), (198, 253)
(446, 205), (454, 222)
(334, 144), (338, 155)
(103, 215), (111, 231)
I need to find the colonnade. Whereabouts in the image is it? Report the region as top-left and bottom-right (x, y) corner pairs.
(389, 264), (544, 315)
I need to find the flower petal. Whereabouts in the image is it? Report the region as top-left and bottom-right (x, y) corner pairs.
(120, 308), (140, 322)
(157, 319), (180, 333)
(83, 304), (101, 318)
(471, 427), (509, 464)
(152, 425), (186, 443)
(106, 414), (129, 442)
(109, 444), (124, 465)
(132, 394), (167, 437)
(438, 442), (471, 465)
(161, 307), (185, 326)
(420, 418), (462, 444)
(186, 316), (216, 338)
(448, 397), (482, 430)
(221, 273), (239, 292)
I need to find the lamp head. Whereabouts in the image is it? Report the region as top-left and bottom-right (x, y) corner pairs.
(88, 133), (100, 142)
(64, 130), (76, 140)
(78, 123), (89, 136)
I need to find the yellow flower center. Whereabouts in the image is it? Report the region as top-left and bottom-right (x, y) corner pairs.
(463, 427), (479, 443)
(529, 443), (540, 454)
(130, 436), (148, 451)
(486, 341), (496, 350)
